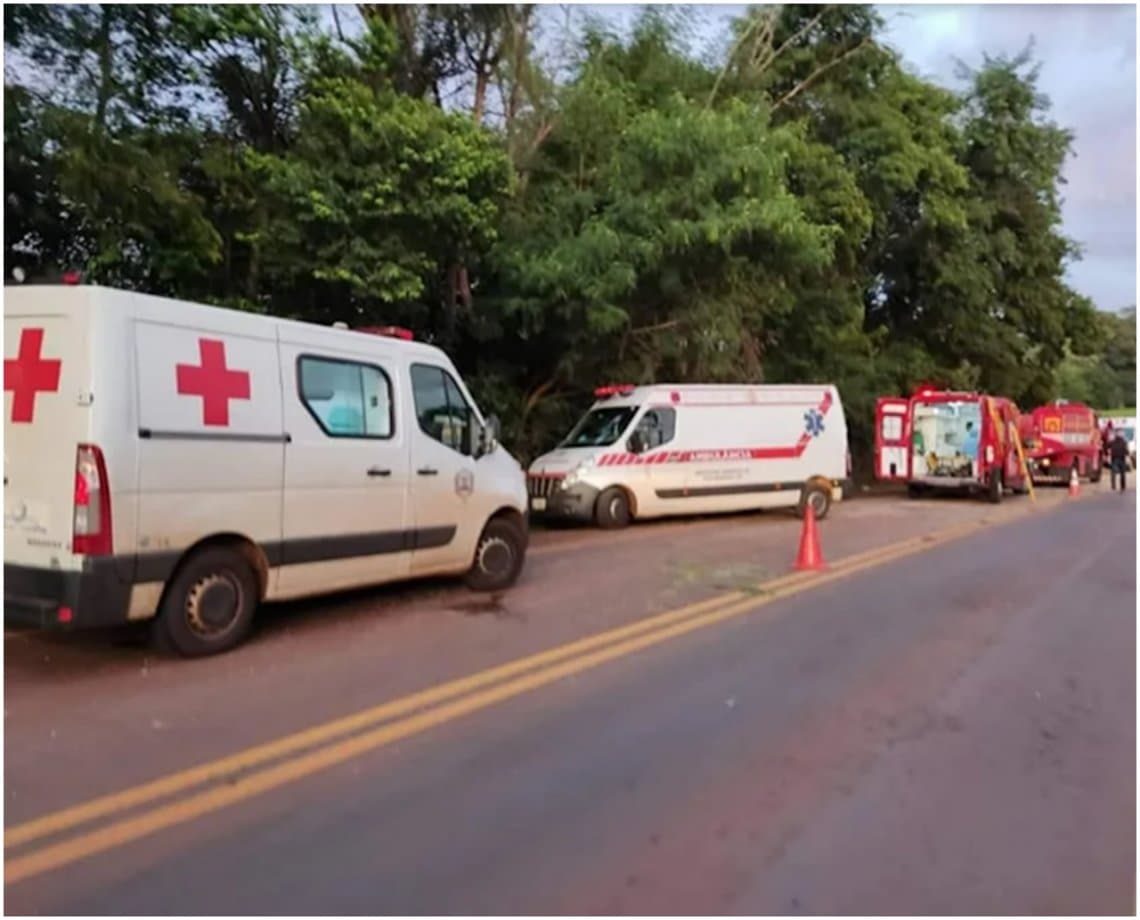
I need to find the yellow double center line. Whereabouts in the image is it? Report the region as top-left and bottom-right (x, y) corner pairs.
(4, 501), (1061, 885)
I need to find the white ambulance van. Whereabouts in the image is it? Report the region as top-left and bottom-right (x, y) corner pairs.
(527, 383), (850, 528)
(4, 284), (529, 656)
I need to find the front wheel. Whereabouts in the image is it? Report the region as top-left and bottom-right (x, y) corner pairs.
(595, 487), (632, 529)
(1090, 458), (1103, 484)
(465, 517), (527, 591)
(153, 546), (259, 657)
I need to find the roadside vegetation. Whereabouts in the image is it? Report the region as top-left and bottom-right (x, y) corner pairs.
(4, 4), (1131, 467)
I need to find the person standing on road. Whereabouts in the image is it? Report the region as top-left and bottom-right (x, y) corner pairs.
(1109, 431), (1129, 492)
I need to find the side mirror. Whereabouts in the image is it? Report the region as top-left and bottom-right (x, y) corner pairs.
(628, 430), (646, 454)
(474, 415), (500, 458)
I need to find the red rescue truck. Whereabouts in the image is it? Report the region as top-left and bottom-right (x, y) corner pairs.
(875, 386), (1030, 502)
(1019, 400), (1103, 484)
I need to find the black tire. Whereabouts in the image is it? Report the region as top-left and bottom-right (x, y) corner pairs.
(153, 546), (259, 657)
(1089, 457), (1102, 484)
(986, 469), (1004, 504)
(595, 486), (632, 529)
(798, 481), (832, 520)
(465, 517), (527, 591)
(906, 482), (925, 500)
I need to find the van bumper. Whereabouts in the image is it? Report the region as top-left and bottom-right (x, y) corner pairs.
(534, 483), (599, 523)
(4, 560), (132, 629)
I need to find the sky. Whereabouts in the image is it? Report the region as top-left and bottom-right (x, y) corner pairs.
(564, 3), (1137, 312)
(880, 3), (1136, 312)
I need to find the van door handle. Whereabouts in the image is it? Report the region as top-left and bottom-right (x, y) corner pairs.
(417, 467), (439, 477)
(367, 467), (391, 478)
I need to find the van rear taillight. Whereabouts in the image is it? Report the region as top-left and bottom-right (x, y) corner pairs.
(72, 444), (113, 556)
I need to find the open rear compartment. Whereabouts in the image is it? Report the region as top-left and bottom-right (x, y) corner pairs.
(911, 398), (982, 485)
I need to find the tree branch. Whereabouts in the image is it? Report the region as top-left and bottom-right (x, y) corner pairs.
(766, 7), (827, 72)
(772, 36), (871, 112)
(630, 319), (681, 335)
(522, 374), (560, 420)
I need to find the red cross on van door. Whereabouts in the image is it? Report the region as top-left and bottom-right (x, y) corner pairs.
(176, 338), (251, 427)
(4, 328), (62, 423)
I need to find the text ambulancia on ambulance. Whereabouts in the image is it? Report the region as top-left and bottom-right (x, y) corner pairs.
(527, 383), (851, 529)
(4, 283), (529, 656)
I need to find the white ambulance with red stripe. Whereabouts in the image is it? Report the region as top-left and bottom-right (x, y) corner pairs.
(527, 384), (850, 528)
(4, 284), (529, 656)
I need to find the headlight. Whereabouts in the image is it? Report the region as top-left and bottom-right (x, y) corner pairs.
(561, 457), (596, 489)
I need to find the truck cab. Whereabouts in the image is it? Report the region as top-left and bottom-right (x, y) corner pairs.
(1020, 400), (1103, 483)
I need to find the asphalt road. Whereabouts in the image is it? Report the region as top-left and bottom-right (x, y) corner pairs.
(4, 486), (1135, 914)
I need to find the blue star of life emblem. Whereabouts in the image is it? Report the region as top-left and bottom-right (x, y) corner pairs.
(804, 408), (825, 438)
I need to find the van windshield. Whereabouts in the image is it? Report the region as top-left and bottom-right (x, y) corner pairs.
(561, 406), (638, 448)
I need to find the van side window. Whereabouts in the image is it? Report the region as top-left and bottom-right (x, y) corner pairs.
(298, 356), (393, 438)
(636, 407), (676, 449)
(411, 364), (473, 455)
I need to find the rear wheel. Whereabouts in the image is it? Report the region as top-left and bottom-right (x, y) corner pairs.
(595, 487), (632, 529)
(798, 481), (832, 520)
(153, 546), (259, 657)
(986, 469), (1004, 504)
(906, 482), (926, 500)
(465, 517), (527, 591)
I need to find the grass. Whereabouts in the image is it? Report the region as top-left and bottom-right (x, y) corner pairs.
(1098, 408), (1137, 417)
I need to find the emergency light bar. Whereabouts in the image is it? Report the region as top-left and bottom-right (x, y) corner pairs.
(356, 326), (415, 341)
(594, 384), (636, 398)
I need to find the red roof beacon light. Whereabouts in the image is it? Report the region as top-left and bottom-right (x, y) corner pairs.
(357, 326), (414, 341)
(61, 271), (82, 286)
(594, 384), (636, 399)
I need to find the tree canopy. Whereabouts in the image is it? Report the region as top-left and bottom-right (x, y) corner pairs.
(5, 4), (1126, 470)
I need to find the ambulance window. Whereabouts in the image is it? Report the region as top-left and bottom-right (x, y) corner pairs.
(881, 414), (903, 441)
(636, 407), (676, 449)
(298, 356), (393, 439)
(411, 364), (474, 455)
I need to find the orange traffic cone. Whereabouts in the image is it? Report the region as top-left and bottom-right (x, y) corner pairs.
(1068, 466), (1080, 497)
(794, 504), (827, 571)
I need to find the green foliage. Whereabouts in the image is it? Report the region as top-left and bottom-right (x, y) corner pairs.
(4, 3), (1115, 473)
(1056, 308), (1136, 409)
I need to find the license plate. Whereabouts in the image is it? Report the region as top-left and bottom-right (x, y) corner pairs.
(531, 497), (547, 511)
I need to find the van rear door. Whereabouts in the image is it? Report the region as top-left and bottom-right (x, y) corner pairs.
(874, 397), (911, 480)
(4, 287), (92, 570)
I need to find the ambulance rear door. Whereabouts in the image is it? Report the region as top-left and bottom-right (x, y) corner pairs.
(874, 397), (911, 480)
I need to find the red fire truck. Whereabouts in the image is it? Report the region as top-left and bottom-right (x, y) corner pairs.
(1018, 400), (1103, 484)
(875, 386), (1030, 502)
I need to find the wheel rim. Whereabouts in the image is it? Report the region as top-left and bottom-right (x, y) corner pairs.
(609, 496), (625, 520)
(185, 572), (243, 639)
(477, 535), (514, 579)
(809, 490), (827, 515)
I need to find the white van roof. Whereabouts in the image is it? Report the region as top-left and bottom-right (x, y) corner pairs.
(590, 382), (840, 408)
(11, 283), (452, 363)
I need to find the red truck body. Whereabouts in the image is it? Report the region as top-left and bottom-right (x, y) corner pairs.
(1019, 400), (1103, 483)
(874, 386), (1030, 502)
